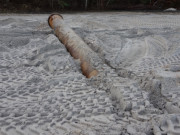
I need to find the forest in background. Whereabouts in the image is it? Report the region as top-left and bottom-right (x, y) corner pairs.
(0, 0), (180, 12)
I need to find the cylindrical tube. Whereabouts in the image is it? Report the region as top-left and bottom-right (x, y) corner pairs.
(48, 14), (98, 78)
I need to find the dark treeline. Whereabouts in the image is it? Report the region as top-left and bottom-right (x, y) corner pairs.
(0, 0), (180, 12)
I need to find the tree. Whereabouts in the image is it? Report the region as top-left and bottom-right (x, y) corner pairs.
(85, 0), (88, 9)
(96, 0), (105, 9)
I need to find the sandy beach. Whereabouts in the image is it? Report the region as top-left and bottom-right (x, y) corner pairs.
(0, 12), (180, 135)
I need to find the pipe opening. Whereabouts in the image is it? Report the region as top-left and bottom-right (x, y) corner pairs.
(48, 13), (63, 29)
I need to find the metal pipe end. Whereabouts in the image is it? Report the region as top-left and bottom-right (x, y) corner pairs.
(48, 13), (63, 28)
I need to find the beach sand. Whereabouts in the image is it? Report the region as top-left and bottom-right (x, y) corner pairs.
(0, 12), (180, 135)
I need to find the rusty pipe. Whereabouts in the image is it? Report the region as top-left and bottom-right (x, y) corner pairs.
(48, 13), (98, 78)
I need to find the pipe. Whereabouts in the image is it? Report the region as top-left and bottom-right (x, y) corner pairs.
(48, 13), (98, 78)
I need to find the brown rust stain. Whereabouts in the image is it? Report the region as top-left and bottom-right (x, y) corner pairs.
(81, 61), (89, 77)
(81, 61), (98, 78)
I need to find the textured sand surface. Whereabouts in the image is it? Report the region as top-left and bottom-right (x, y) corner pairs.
(0, 12), (180, 135)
